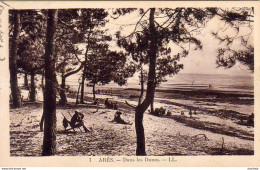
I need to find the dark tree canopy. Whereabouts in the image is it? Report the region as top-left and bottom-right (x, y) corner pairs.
(116, 8), (217, 88)
(212, 8), (254, 72)
(85, 50), (133, 87)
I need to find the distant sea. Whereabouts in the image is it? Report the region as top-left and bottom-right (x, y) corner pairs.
(66, 73), (254, 94)
(160, 73), (254, 92)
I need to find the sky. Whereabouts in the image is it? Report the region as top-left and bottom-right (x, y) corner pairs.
(178, 32), (252, 76)
(178, 16), (253, 76)
(106, 9), (254, 77)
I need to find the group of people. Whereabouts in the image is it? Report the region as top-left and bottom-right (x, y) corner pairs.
(65, 94), (255, 133)
(105, 98), (118, 110)
(240, 113), (254, 127)
(180, 109), (197, 117)
(62, 99), (255, 133)
(150, 107), (199, 118)
(64, 98), (130, 132)
(149, 107), (172, 117)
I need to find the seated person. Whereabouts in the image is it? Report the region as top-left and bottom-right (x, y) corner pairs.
(114, 111), (131, 125)
(105, 98), (109, 108)
(93, 99), (100, 105)
(247, 113), (254, 126)
(70, 111), (89, 132)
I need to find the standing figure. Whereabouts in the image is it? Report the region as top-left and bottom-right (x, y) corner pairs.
(105, 98), (109, 108)
(113, 102), (118, 110)
(189, 110), (192, 117)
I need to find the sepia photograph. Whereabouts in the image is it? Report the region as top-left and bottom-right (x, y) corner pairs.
(0, 1), (259, 167)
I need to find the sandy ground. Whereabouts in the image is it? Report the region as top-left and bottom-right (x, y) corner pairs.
(9, 88), (254, 156)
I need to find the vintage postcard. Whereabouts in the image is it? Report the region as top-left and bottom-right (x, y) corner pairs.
(0, 1), (259, 167)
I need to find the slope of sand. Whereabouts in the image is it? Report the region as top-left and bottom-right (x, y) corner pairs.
(9, 88), (254, 156)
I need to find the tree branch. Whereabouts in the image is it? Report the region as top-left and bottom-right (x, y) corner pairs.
(125, 100), (136, 109)
(117, 9), (150, 41)
(64, 63), (84, 78)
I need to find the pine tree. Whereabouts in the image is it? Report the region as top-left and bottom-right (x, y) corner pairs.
(9, 10), (22, 107)
(42, 9), (58, 156)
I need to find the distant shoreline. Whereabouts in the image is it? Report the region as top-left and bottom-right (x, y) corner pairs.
(124, 87), (254, 98)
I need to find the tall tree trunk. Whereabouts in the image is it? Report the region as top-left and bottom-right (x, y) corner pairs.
(40, 70), (45, 131)
(150, 85), (156, 114)
(42, 9), (57, 156)
(92, 83), (96, 101)
(80, 30), (92, 104)
(41, 69), (45, 99)
(59, 75), (67, 105)
(80, 69), (85, 104)
(9, 10), (21, 108)
(24, 73), (29, 89)
(29, 71), (36, 102)
(40, 113), (44, 131)
(135, 8), (157, 156)
(76, 82), (81, 105)
(41, 70), (44, 87)
(150, 98), (154, 113)
(138, 66), (144, 105)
